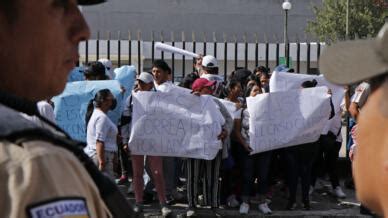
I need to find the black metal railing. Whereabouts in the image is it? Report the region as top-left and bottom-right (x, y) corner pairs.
(80, 31), (325, 79)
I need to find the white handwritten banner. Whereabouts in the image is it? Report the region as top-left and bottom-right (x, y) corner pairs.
(269, 72), (344, 113)
(52, 80), (127, 142)
(247, 87), (331, 154)
(128, 88), (224, 160)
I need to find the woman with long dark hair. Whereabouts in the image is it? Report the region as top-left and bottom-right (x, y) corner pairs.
(84, 89), (118, 181)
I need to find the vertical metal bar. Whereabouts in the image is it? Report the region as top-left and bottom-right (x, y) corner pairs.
(161, 31), (164, 60)
(96, 31), (100, 61)
(128, 31), (132, 65)
(107, 31), (111, 60)
(287, 41), (290, 68)
(307, 41), (311, 74)
(192, 32), (196, 72)
(118, 31), (121, 67)
(151, 31), (155, 63)
(244, 33), (248, 69)
(317, 41), (321, 61)
(182, 31), (186, 77)
(213, 32), (217, 58)
(223, 33), (227, 79)
(85, 39), (89, 64)
(234, 35), (238, 70)
(285, 10), (289, 67)
(137, 31), (141, 74)
(297, 38), (300, 73)
(346, 0), (349, 39)
(265, 34), (269, 68)
(203, 32), (207, 56)
(254, 33), (258, 67)
(171, 32), (175, 82)
(275, 36), (279, 66)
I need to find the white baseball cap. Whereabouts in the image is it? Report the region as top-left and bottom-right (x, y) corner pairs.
(137, 72), (154, 84)
(201, 55), (218, 68)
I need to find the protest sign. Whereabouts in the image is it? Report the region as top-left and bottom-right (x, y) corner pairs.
(67, 67), (85, 82)
(247, 87), (331, 154)
(128, 89), (224, 160)
(114, 65), (136, 92)
(114, 65), (136, 102)
(52, 80), (126, 142)
(269, 71), (344, 113)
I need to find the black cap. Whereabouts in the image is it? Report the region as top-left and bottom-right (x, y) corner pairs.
(78, 0), (106, 5)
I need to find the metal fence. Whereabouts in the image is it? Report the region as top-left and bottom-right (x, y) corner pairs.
(79, 31), (325, 81)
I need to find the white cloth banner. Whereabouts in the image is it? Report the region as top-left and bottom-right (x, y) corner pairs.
(247, 87), (331, 154)
(269, 72), (344, 113)
(128, 89), (224, 160)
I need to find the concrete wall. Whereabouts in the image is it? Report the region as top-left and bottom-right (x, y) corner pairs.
(81, 0), (322, 43)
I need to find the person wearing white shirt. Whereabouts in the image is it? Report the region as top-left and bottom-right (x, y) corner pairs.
(22, 100), (56, 129)
(151, 60), (183, 204)
(84, 89), (118, 181)
(121, 72), (172, 215)
(200, 55), (225, 98)
(153, 60), (174, 92)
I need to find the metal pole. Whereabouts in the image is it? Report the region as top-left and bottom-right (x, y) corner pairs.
(182, 31), (186, 77)
(118, 31), (121, 67)
(346, 0), (349, 39)
(284, 10), (289, 67)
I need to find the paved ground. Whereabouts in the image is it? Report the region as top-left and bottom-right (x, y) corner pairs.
(119, 178), (376, 218)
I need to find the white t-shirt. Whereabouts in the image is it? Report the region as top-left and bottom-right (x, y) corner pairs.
(84, 108), (118, 156)
(154, 81), (174, 92)
(21, 100), (56, 129)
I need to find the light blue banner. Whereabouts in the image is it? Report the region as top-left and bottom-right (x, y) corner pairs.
(114, 65), (137, 100)
(52, 80), (130, 142)
(67, 67), (85, 82)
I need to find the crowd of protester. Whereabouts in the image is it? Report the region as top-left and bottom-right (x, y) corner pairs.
(58, 56), (365, 216)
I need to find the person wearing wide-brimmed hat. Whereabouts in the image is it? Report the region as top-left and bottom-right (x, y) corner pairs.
(320, 23), (388, 216)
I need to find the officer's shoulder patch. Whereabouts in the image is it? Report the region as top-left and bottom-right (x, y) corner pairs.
(26, 197), (90, 218)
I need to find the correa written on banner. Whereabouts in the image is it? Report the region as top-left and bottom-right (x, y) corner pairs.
(52, 80), (126, 142)
(128, 88), (225, 160)
(247, 86), (331, 154)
